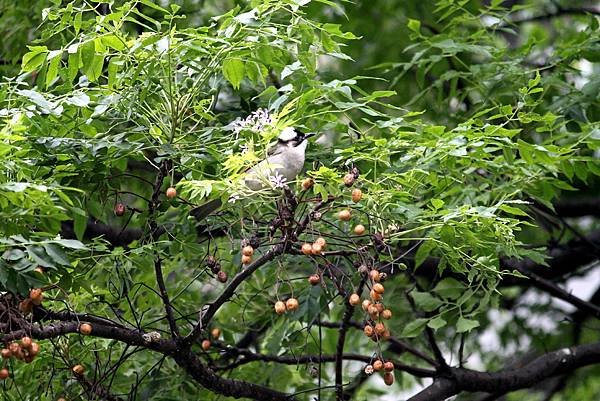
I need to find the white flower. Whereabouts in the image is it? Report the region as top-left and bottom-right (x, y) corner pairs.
(231, 108), (273, 134)
(364, 365), (374, 375)
(268, 172), (288, 189)
(228, 194), (241, 204)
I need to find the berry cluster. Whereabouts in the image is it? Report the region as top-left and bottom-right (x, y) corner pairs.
(274, 298), (299, 315)
(206, 256), (228, 283)
(1, 336), (41, 379)
(18, 288), (43, 315)
(201, 327), (222, 351)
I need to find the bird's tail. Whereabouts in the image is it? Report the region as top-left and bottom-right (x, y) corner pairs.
(190, 198), (223, 220)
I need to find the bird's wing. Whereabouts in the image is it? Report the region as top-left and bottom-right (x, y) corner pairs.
(190, 198), (223, 220)
(267, 142), (283, 156)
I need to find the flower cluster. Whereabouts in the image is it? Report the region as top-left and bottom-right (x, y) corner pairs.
(230, 108), (273, 134)
(268, 172), (288, 189)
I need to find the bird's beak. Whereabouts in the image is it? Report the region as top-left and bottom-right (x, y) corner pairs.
(302, 132), (315, 141)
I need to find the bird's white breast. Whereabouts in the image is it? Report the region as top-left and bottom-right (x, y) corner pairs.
(244, 141), (307, 190)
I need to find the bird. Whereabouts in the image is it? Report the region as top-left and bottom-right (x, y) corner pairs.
(191, 127), (314, 220)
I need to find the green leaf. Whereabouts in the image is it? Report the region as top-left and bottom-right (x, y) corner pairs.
(84, 53), (104, 82)
(54, 239), (87, 250)
(43, 244), (70, 266)
(21, 46), (48, 72)
(45, 52), (61, 89)
(222, 58), (245, 90)
(401, 318), (428, 338)
(139, 0), (169, 14)
(26, 246), (54, 268)
(431, 198), (444, 209)
(427, 316), (447, 330)
(456, 316), (480, 333)
(415, 240), (435, 268)
(412, 291), (443, 312)
(432, 278), (465, 299)
(499, 204), (528, 216)
(101, 35), (126, 51)
(407, 19), (421, 34)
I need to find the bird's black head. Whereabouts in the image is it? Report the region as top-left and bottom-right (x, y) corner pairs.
(277, 127), (314, 147)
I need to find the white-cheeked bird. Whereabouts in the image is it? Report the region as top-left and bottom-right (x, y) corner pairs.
(191, 127), (314, 219)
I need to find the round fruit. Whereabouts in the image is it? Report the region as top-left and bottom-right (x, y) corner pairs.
(286, 298), (299, 312)
(314, 237), (326, 248)
(114, 202), (126, 216)
(29, 288), (43, 305)
(353, 224), (366, 235)
(373, 283), (385, 294)
(29, 342), (40, 356)
(13, 348), (24, 360)
(311, 243), (323, 255)
(21, 337), (32, 349)
(367, 304), (379, 317)
(382, 309), (392, 320)
(0, 368), (8, 380)
(375, 323), (386, 336)
(8, 343), (19, 354)
(348, 293), (360, 306)
(242, 246), (254, 256)
(72, 365), (85, 376)
(217, 271), (228, 283)
(166, 187), (177, 199)
(361, 299), (372, 312)
(369, 270), (381, 282)
(384, 372), (394, 386)
(241, 255), (252, 265)
(343, 173), (355, 187)
(363, 325), (374, 337)
(206, 255), (217, 267)
(34, 267), (44, 274)
(301, 178), (314, 190)
(201, 339), (211, 350)
(18, 299), (32, 315)
(79, 323), (93, 335)
(1, 349), (11, 359)
(375, 303), (384, 313)
(384, 361), (394, 372)
(211, 328), (221, 339)
(370, 289), (382, 302)
(383, 329), (391, 339)
(351, 188), (362, 203)
(274, 301), (286, 315)
(301, 243), (313, 255)
(57, 398), (67, 401)
(338, 209), (351, 221)
(373, 359), (383, 371)
(308, 274), (320, 286)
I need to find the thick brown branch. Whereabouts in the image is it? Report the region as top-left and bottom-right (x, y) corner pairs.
(0, 321), (176, 354)
(174, 351), (296, 401)
(409, 341), (600, 401)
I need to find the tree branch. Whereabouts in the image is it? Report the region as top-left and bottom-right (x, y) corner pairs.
(212, 344), (435, 377)
(408, 341), (600, 401)
(515, 265), (600, 319)
(174, 351), (296, 401)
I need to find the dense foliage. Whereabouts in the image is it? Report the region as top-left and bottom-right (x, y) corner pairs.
(0, 1), (599, 400)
